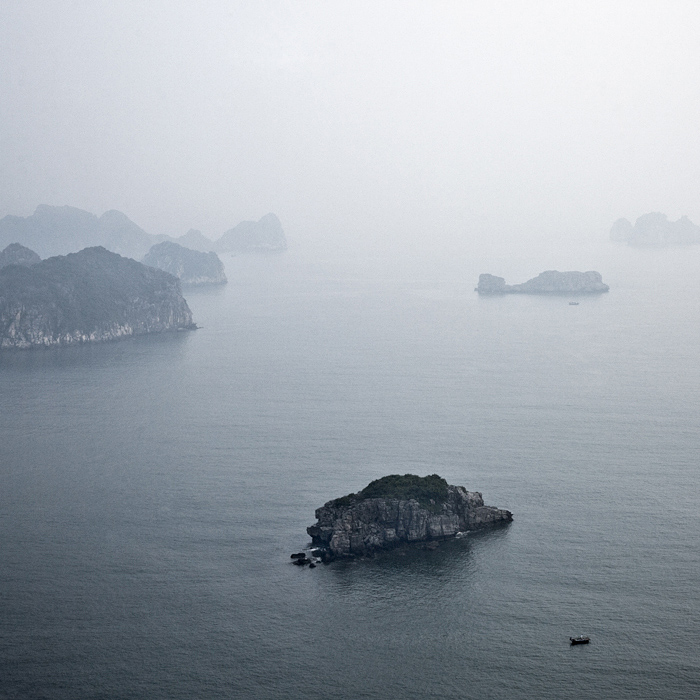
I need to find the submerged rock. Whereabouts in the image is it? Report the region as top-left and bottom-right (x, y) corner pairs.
(476, 270), (609, 294)
(307, 474), (512, 559)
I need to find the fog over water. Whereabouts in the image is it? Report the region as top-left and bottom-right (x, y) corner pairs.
(2, 1), (700, 257)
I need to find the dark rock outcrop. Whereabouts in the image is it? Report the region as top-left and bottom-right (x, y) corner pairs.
(215, 213), (287, 253)
(307, 474), (512, 559)
(0, 246), (196, 349)
(611, 212), (700, 246)
(143, 241), (227, 285)
(0, 243), (41, 269)
(476, 270), (609, 294)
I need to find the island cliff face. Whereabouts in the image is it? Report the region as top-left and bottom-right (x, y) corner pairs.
(0, 247), (196, 349)
(307, 475), (512, 559)
(143, 241), (227, 285)
(476, 270), (609, 294)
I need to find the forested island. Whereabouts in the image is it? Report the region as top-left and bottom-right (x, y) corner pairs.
(305, 474), (512, 560)
(0, 246), (196, 349)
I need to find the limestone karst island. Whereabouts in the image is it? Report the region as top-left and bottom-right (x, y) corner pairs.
(611, 212), (700, 246)
(0, 204), (289, 350)
(143, 241), (227, 286)
(299, 474), (512, 563)
(476, 270), (609, 295)
(0, 204), (287, 259)
(0, 246), (196, 349)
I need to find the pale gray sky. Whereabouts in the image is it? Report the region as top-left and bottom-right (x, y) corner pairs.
(2, 1), (699, 253)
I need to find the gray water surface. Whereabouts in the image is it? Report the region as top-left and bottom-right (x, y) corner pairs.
(1, 244), (699, 699)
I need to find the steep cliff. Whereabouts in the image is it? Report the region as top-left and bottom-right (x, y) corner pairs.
(307, 474), (512, 558)
(0, 243), (41, 269)
(143, 241), (227, 285)
(0, 246), (196, 349)
(476, 270), (609, 294)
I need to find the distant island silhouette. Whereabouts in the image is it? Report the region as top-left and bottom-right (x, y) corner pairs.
(476, 270), (609, 295)
(610, 212), (700, 246)
(143, 241), (227, 286)
(0, 205), (286, 259)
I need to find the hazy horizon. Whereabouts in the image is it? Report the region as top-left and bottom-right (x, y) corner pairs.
(2, 1), (700, 256)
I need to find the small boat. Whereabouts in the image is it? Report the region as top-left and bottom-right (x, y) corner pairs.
(570, 635), (590, 645)
(568, 301), (579, 305)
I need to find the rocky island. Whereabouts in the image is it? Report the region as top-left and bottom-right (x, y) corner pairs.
(0, 204), (157, 259)
(611, 212), (700, 246)
(305, 474), (512, 561)
(215, 213), (287, 253)
(476, 270), (609, 294)
(0, 246), (196, 349)
(0, 243), (41, 269)
(0, 205), (288, 259)
(143, 241), (227, 285)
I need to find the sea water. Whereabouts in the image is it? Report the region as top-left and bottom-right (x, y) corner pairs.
(1, 242), (699, 699)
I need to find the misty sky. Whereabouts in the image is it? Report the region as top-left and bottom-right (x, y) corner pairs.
(2, 1), (699, 252)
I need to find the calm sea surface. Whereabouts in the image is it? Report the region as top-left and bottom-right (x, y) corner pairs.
(1, 242), (699, 699)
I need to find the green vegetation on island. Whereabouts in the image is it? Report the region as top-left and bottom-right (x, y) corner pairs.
(331, 474), (450, 513)
(0, 246), (196, 349)
(307, 474), (512, 559)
